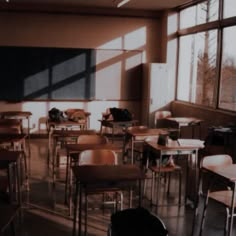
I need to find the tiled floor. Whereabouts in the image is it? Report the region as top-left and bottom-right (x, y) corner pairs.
(2, 137), (235, 236)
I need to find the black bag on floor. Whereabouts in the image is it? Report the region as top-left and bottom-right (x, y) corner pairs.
(110, 207), (168, 236)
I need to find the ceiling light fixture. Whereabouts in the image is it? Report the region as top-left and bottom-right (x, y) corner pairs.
(117, 0), (130, 8)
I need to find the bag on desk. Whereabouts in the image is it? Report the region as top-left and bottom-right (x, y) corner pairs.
(109, 107), (132, 121)
(48, 107), (64, 122)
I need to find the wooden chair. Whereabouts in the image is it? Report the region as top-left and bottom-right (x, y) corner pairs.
(77, 149), (123, 234)
(65, 134), (109, 214)
(77, 134), (108, 144)
(123, 126), (148, 164)
(198, 154), (234, 236)
(143, 136), (183, 207)
(154, 111), (172, 128)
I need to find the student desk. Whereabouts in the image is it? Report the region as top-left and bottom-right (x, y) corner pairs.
(0, 133), (29, 188)
(72, 164), (145, 236)
(0, 111), (32, 136)
(167, 117), (203, 138)
(145, 139), (204, 208)
(192, 164), (236, 236)
(99, 119), (138, 143)
(65, 143), (123, 215)
(125, 128), (169, 164)
(48, 129), (96, 163)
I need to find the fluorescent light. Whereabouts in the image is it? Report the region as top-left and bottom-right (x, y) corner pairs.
(117, 0), (130, 8)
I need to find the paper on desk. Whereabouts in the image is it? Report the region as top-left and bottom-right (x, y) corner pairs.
(177, 139), (205, 147)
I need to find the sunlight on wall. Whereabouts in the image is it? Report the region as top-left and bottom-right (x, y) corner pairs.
(125, 53), (143, 70)
(96, 62), (122, 99)
(21, 26), (148, 132)
(98, 37), (122, 50)
(96, 50), (123, 65)
(124, 27), (146, 50)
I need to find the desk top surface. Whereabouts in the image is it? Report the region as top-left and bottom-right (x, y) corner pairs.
(66, 143), (122, 153)
(99, 119), (139, 125)
(203, 164), (236, 182)
(72, 165), (145, 183)
(48, 120), (86, 126)
(167, 117), (203, 125)
(146, 139), (204, 151)
(51, 129), (96, 137)
(0, 111), (32, 117)
(0, 150), (23, 162)
(127, 128), (168, 137)
(0, 119), (22, 125)
(0, 133), (27, 142)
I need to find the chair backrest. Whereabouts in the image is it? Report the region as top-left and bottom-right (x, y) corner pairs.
(127, 125), (147, 132)
(155, 119), (179, 129)
(201, 154), (233, 169)
(78, 149), (117, 166)
(154, 111), (172, 127)
(77, 134), (108, 144)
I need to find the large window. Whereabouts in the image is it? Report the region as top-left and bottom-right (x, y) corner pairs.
(175, 0), (236, 112)
(177, 31), (217, 106)
(219, 26), (236, 110)
(179, 0), (219, 29)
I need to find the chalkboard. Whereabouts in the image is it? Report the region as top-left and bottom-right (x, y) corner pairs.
(0, 46), (95, 101)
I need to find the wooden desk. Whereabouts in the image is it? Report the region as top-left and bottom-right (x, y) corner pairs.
(0, 133), (28, 190)
(0, 119), (22, 133)
(49, 129), (96, 164)
(72, 165), (145, 236)
(0, 111), (32, 136)
(126, 128), (168, 164)
(99, 119), (138, 143)
(65, 143), (123, 215)
(192, 164), (236, 236)
(145, 139), (204, 208)
(167, 117), (203, 138)
(47, 111), (91, 132)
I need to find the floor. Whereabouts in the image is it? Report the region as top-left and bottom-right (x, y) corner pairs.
(2, 136), (235, 236)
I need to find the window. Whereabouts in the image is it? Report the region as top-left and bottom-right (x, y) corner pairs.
(175, 0), (236, 112)
(224, 0), (236, 18)
(179, 0), (219, 29)
(219, 26), (236, 111)
(177, 31), (218, 106)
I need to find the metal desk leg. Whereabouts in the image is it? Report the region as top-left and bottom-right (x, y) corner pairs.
(78, 184), (83, 236)
(229, 184), (236, 236)
(72, 181), (79, 236)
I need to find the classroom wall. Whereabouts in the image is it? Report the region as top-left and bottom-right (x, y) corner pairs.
(0, 11), (164, 132)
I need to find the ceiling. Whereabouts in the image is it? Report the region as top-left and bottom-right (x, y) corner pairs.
(0, 0), (192, 13)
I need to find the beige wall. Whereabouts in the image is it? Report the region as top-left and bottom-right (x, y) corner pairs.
(0, 11), (164, 132)
(0, 12), (162, 61)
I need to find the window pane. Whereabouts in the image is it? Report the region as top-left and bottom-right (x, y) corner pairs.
(180, 6), (197, 29)
(177, 30), (218, 107)
(219, 26), (236, 111)
(180, 0), (219, 29)
(224, 0), (236, 19)
(197, 0), (219, 24)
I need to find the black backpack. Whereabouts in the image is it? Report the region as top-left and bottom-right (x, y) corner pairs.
(109, 107), (132, 121)
(48, 108), (64, 122)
